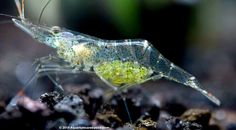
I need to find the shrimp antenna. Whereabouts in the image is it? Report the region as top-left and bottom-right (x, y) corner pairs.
(0, 0), (24, 25)
(38, 0), (52, 24)
(15, 0), (25, 20)
(21, 0), (25, 19)
(0, 0), (24, 20)
(0, 13), (20, 19)
(0, 13), (20, 25)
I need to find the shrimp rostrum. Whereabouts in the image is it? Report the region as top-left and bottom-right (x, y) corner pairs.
(11, 9), (220, 105)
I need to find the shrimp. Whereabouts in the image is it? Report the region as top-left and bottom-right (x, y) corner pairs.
(9, 0), (220, 105)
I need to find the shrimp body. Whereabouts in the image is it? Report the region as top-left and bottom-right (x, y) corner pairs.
(48, 32), (151, 86)
(54, 35), (154, 88)
(11, 16), (220, 105)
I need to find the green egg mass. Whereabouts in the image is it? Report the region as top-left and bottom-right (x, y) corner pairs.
(95, 60), (153, 87)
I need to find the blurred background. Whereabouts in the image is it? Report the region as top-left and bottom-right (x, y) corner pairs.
(0, 0), (236, 111)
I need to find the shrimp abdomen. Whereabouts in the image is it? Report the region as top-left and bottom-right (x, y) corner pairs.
(147, 44), (220, 105)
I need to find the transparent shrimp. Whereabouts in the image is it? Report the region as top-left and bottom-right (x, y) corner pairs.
(10, 0), (220, 105)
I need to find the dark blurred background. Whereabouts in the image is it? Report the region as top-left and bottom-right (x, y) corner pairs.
(0, 0), (236, 110)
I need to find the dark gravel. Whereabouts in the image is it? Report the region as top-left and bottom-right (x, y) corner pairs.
(0, 86), (231, 130)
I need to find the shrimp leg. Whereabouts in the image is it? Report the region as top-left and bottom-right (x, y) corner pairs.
(7, 55), (88, 109)
(33, 55), (80, 90)
(29, 55), (77, 92)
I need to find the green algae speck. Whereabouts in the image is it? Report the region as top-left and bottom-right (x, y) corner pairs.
(95, 60), (153, 87)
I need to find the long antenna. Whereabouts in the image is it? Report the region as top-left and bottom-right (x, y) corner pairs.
(0, 13), (19, 19)
(15, 0), (22, 18)
(14, 0), (25, 19)
(0, 11), (20, 25)
(22, 0), (25, 19)
(0, 0), (23, 25)
(38, 0), (52, 24)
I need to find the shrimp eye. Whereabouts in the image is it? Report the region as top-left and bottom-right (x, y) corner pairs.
(51, 26), (61, 34)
